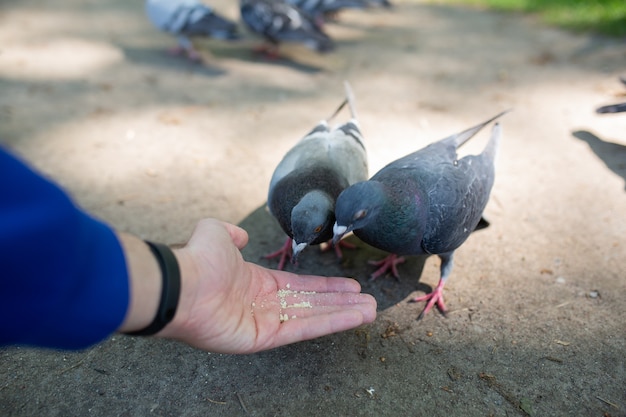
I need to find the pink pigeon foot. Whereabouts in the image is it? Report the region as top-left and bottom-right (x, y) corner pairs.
(368, 254), (406, 280)
(412, 278), (448, 320)
(185, 49), (203, 62)
(167, 45), (185, 56)
(264, 237), (293, 270)
(252, 44), (281, 60)
(320, 238), (356, 260)
(167, 46), (202, 62)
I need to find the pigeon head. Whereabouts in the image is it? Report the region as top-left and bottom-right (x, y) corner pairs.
(332, 180), (385, 245)
(290, 190), (335, 262)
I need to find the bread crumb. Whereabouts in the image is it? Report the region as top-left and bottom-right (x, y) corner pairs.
(277, 287), (315, 323)
(291, 301), (312, 308)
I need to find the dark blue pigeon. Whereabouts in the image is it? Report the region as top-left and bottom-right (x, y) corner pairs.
(146, 0), (239, 61)
(333, 111), (507, 319)
(240, 0), (334, 58)
(266, 82), (368, 270)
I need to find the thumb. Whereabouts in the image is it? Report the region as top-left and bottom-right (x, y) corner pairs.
(220, 221), (249, 250)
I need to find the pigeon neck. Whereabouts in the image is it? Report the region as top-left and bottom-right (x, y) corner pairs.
(370, 181), (428, 255)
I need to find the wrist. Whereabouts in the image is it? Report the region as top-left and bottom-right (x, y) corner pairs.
(153, 248), (196, 340)
(116, 233), (162, 333)
(125, 241), (181, 336)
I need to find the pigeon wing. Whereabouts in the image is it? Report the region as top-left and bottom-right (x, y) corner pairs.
(422, 123), (501, 254)
(268, 125), (331, 194)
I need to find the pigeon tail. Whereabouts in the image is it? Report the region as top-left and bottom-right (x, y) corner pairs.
(313, 82), (363, 132)
(335, 82), (366, 151)
(326, 98), (349, 123)
(481, 122), (502, 163)
(343, 81), (358, 121)
(442, 109), (510, 150)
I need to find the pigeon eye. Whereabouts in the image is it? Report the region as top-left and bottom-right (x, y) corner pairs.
(314, 225), (323, 233)
(354, 209), (367, 220)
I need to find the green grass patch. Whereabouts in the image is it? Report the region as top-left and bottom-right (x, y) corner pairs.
(429, 0), (626, 37)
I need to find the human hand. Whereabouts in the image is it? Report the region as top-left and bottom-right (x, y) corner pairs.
(157, 219), (377, 353)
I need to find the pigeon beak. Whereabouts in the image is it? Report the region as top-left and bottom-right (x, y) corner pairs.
(332, 223), (349, 246)
(291, 241), (308, 264)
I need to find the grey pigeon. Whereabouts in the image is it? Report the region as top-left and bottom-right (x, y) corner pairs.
(286, 0), (391, 25)
(596, 76), (626, 114)
(146, 0), (239, 61)
(266, 82), (368, 269)
(333, 111), (507, 319)
(240, 0), (334, 58)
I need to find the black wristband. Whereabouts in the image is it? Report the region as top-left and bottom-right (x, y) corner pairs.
(125, 241), (181, 336)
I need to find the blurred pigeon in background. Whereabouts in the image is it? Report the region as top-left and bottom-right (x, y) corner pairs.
(266, 82), (368, 270)
(146, 0), (239, 61)
(596, 76), (626, 114)
(286, 0), (391, 25)
(240, 0), (334, 58)
(333, 111), (507, 319)
(597, 103), (626, 113)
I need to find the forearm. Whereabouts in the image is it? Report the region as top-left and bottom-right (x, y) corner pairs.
(0, 148), (130, 349)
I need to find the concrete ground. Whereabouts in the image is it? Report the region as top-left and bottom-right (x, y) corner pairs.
(1, 0), (625, 416)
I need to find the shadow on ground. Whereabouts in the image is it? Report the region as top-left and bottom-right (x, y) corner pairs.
(572, 130), (626, 191)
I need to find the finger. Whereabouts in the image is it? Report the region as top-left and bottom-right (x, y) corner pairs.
(220, 221), (249, 249)
(271, 271), (362, 294)
(271, 309), (370, 349)
(278, 290), (375, 311)
(279, 296), (377, 323)
(284, 291), (377, 322)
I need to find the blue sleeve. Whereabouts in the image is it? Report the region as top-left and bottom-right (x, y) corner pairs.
(0, 148), (130, 350)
